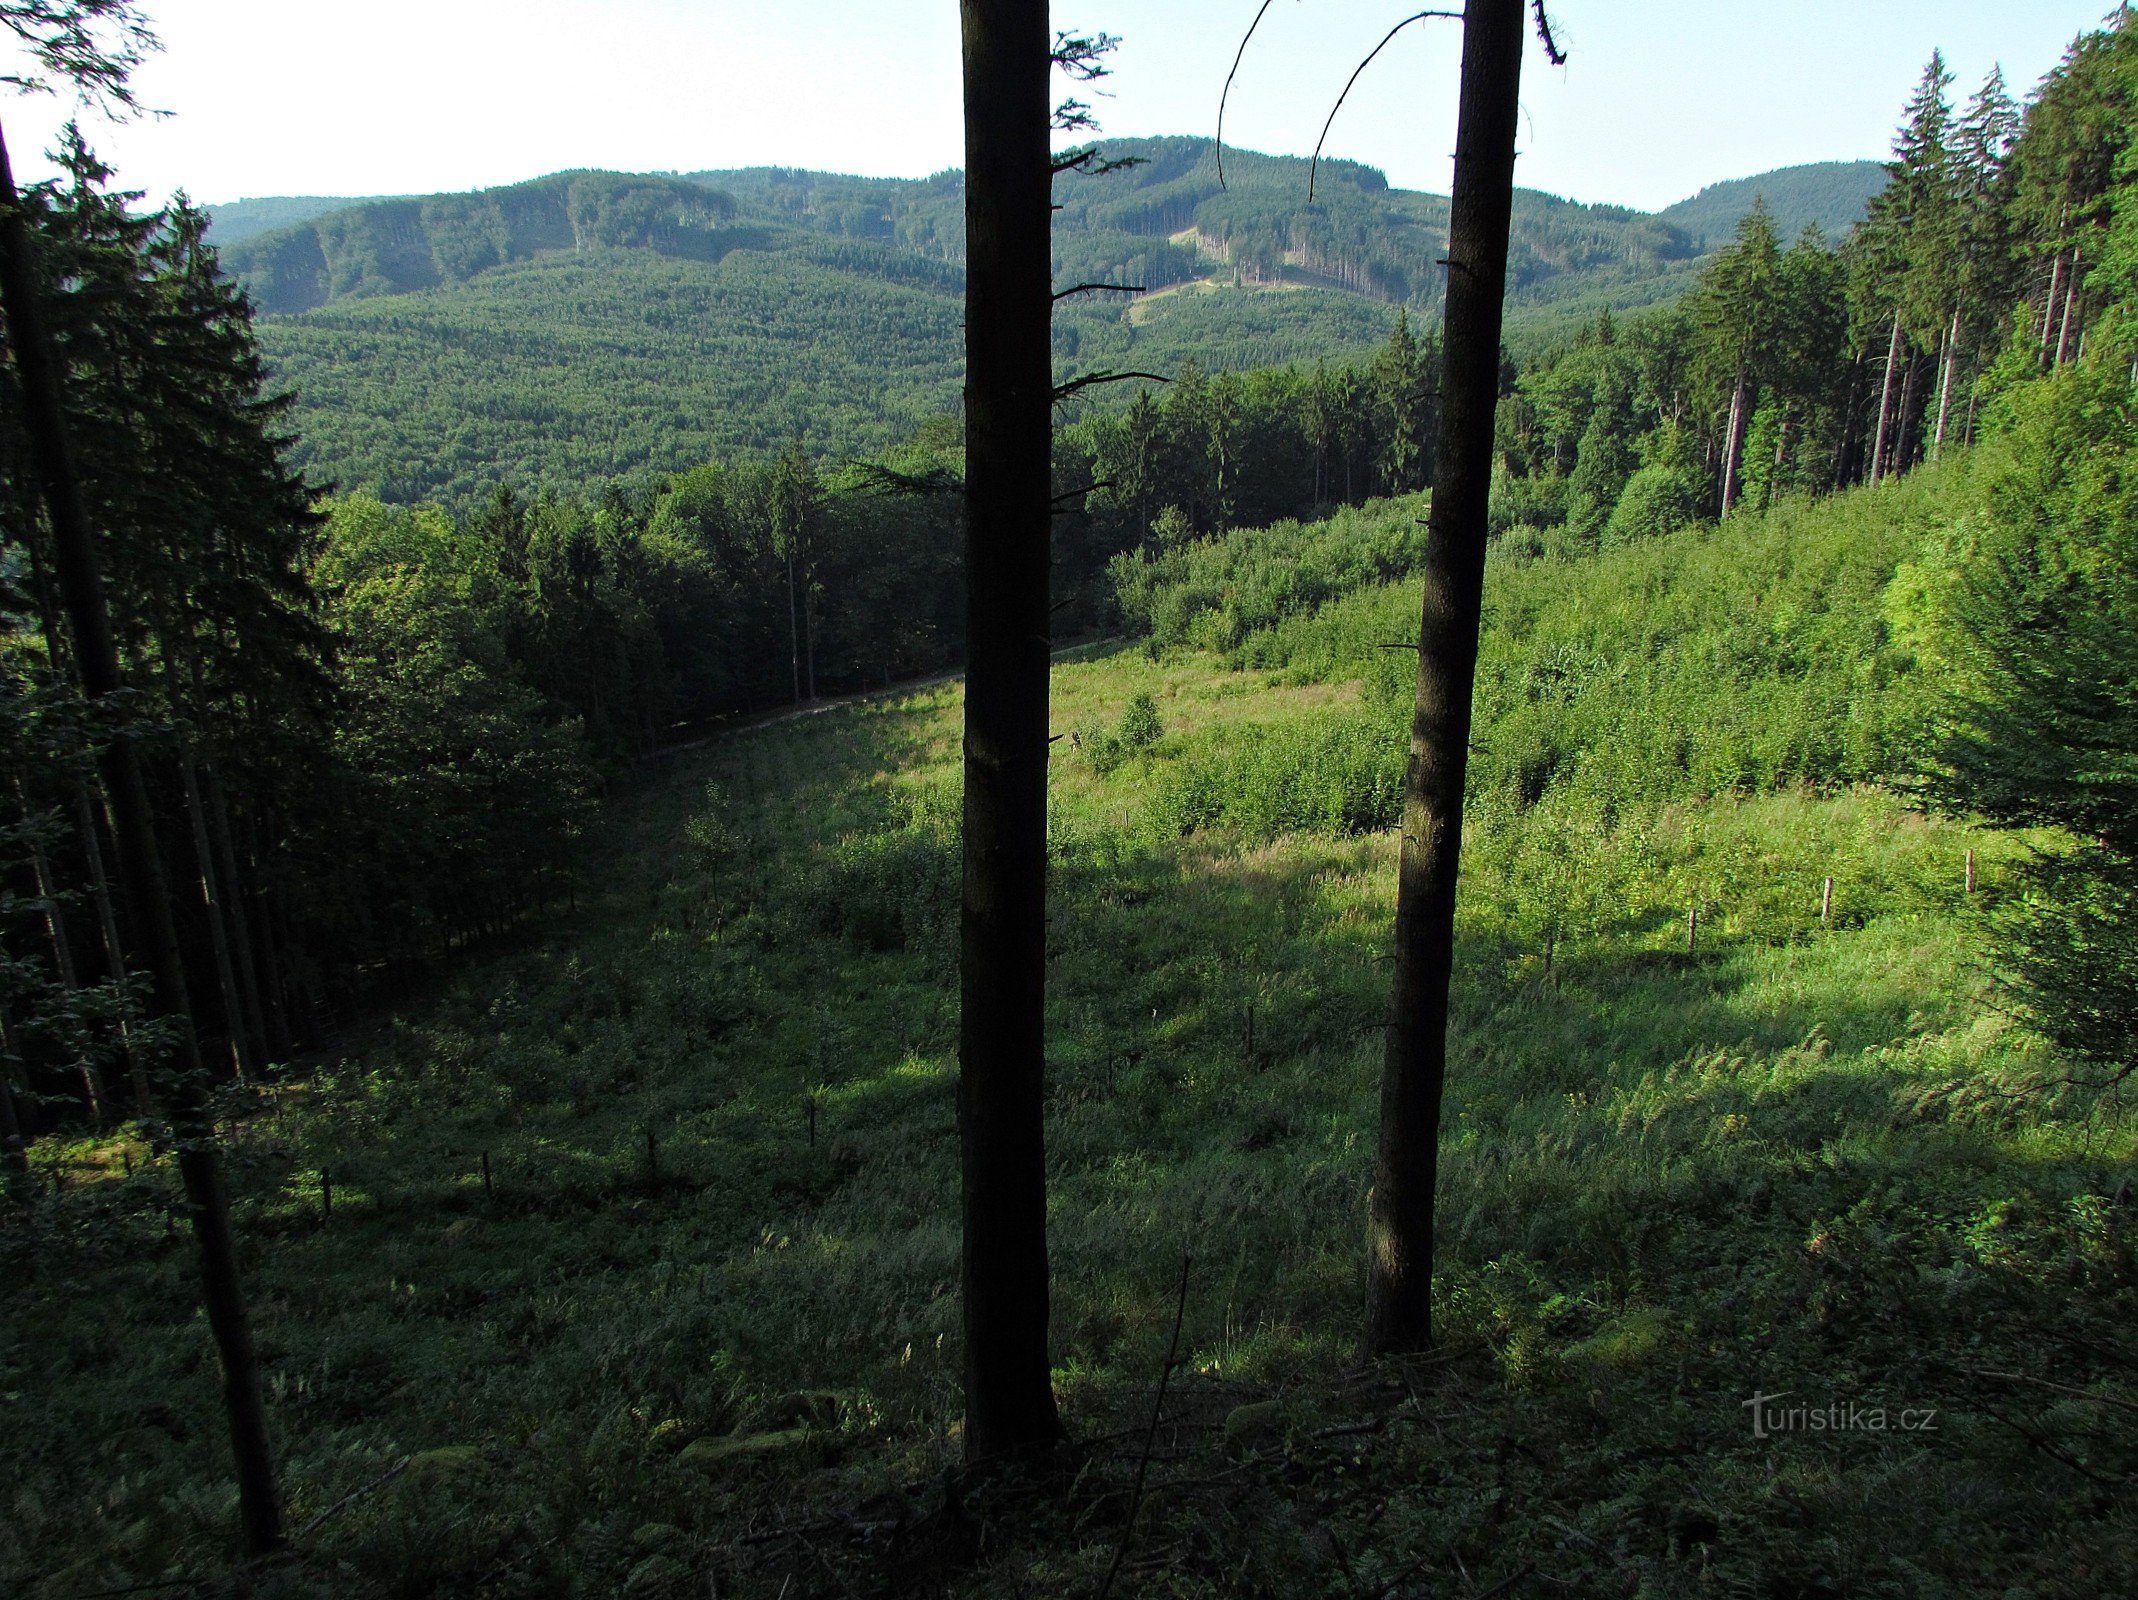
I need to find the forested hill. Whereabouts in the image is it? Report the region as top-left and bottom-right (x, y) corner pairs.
(211, 143), (1885, 501)
(1656, 159), (1889, 246)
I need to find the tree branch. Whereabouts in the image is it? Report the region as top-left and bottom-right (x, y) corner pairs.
(1310, 11), (1463, 201)
(1217, 0), (1283, 190)
(1053, 280), (1146, 302)
(1532, 0), (1568, 66)
(1052, 369), (1171, 404)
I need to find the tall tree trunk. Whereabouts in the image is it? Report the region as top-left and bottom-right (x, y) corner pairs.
(1894, 348), (1921, 473)
(2055, 247), (2082, 368)
(1869, 311), (1903, 485)
(75, 784), (148, 1119)
(1364, 0), (1526, 1358)
(957, 0), (1066, 1459)
(0, 1003), (29, 1184)
(181, 753), (257, 1082)
(0, 115), (285, 1555)
(1719, 369), (1749, 514)
(240, 806), (296, 1055)
(1933, 302), (1962, 458)
(785, 545), (803, 705)
(21, 796), (109, 1125)
(1832, 351), (1866, 489)
(2040, 246), (2066, 366)
(204, 763), (275, 1064)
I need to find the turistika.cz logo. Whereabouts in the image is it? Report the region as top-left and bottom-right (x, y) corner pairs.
(1742, 1390), (1938, 1439)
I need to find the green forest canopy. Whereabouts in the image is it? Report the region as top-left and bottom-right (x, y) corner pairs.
(204, 145), (1887, 503)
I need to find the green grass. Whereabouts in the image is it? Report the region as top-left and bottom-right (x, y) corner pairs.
(6, 490), (2135, 1598)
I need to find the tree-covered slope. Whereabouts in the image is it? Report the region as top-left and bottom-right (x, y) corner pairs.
(220, 143), (1876, 501)
(268, 246), (967, 502)
(201, 192), (402, 246)
(1658, 159), (1889, 245)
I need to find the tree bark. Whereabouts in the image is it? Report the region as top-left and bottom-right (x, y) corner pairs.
(75, 784), (149, 1119)
(1719, 370), (1749, 514)
(2040, 246), (2065, 366)
(205, 763), (276, 1064)
(0, 114), (285, 1555)
(181, 752), (257, 1081)
(1869, 310), (1903, 486)
(1364, 0), (1526, 1358)
(18, 781), (110, 1124)
(0, 1003), (29, 1184)
(957, 0), (1066, 1459)
(2055, 246), (2082, 368)
(1933, 302), (1962, 458)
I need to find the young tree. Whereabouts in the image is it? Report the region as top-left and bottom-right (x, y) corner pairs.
(956, 0), (1067, 1458)
(1366, 0), (1536, 1357)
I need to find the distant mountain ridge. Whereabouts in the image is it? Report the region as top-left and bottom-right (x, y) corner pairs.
(205, 154), (1886, 285)
(201, 146), (1887, 502)
(1658, 160), (1888, 246)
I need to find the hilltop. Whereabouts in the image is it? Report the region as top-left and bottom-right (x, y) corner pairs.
(205, 145), (1885, 503)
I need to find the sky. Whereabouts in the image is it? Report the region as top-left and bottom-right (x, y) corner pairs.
(0, 1), (2120, 213)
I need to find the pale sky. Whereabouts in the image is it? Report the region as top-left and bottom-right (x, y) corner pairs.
(0, 2), (2116, 213)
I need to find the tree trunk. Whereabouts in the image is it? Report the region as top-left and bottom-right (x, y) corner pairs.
(957, 0), (1066, 1459)
(1869, 311), (1902, 485)
(1719, 369), (1749, 514)
(1364, 0), (1526, 1358)
(0, 115), (285, 1555)
(18, 781), (110, 1124)
(181, 753), (258, 1081)
(75, 784), (148, 1119)
(1933, 302), (1962, 458)
(205, 763), (275, 1064)
(1894, 347), (1921, 474)
(0, 1003), (29, 1184)
(786, 545), (803, 705)
(2040, 246), (2065, 366)
(2055, 247), (2082, 368)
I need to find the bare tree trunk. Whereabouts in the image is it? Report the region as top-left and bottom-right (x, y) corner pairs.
(1364, 0), (1526, 1358)
(181, 753), (257, 1082)
(2055, 247), (2082, 368)
(75, 784), (148, 1119)
(18, 780), (110, 1124)
(1719, 370), (1749, 514)
(785, 544), (803, 706)
(205, 763), (274, 1064)
(240, 807), (295, 1055)
(957, 0), (1066, 1459)
(1894, 348), (1921, 473)
(0, 1003), (29, 1184)
(1933, 302), (1962, 457)
(0, 115), (285, 1555)
(2040, 246), (2065, 366)
(1869, 311), (1903, 485)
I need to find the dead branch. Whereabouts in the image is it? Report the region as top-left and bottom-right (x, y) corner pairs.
(1311, 11), (1463, 201)
(1054, 280), (1146, 302)
(1097, 1254), (1192, 1600)
(1052, 369), (1171, 404)
(1217, 0), (1284, 189)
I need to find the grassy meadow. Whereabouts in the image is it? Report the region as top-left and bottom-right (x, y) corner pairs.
(7, 476), (2136, 1598)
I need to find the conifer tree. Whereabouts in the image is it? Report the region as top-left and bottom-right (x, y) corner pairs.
(956, 0), (1067, 1460)
(1367, 0), (1533, 1358)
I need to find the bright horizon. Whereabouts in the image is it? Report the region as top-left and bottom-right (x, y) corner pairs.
(0, 2), (2116, 214)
